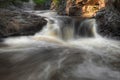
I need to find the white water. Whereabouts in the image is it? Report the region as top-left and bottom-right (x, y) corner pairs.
(0, 11), (120, 80)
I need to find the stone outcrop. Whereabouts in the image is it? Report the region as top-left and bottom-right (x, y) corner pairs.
(0, 9), (47, 38)
(95, 0), (120, 39)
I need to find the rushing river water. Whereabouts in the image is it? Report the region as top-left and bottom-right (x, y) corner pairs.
(0, 10), (120, 80)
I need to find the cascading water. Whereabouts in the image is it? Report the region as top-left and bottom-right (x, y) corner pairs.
(77, 19), (100, 38)
(0, 10), (120, 80)
(32, 11), (98, 40)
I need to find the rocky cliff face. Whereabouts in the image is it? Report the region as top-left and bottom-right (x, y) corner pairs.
(51, 0), (105, 17)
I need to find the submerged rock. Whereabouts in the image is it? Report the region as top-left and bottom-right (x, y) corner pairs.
(0, 9), (47, 38)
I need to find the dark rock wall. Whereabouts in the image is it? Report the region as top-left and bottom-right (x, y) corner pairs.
(95, 0), (120, 39)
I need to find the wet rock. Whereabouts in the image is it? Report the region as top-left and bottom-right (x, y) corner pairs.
(0, 9), (47, 38)
(95, 0), (120, 39)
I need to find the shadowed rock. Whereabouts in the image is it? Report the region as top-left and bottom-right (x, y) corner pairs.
(0, 9), (47, 38)
(95, 0), (120, 40)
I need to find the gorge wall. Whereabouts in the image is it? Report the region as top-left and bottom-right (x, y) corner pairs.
(51, 0), (105, 17)
(95, 0), (120, 39)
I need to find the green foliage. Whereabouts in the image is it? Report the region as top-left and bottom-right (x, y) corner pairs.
(53, 0), (61, 8)
(53, 0), (60, 5)
(33, 0), (48, 4)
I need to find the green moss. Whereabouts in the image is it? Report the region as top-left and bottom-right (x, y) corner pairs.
(33, 0), (48, 5)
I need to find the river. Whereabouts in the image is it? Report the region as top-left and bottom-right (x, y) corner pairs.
(0, 10), (120, 80)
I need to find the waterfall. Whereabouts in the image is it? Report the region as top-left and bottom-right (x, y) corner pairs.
(77, 19), (101, 38)
(35, 18), (62, 39)
(32, 11), (100, 41)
